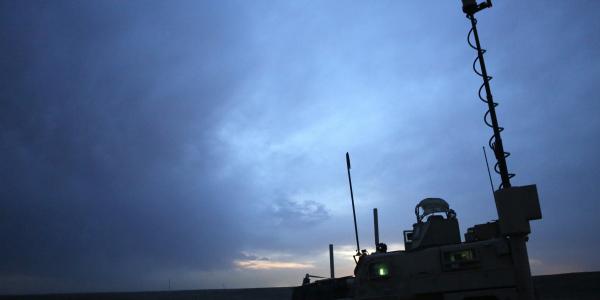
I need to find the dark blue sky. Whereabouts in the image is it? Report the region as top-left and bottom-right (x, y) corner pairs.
(1, 0), (599, 295)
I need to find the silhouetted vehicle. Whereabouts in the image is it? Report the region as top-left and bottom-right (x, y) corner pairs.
(293, 1), (542, 299)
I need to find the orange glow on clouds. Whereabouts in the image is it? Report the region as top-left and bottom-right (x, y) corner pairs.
(234, 259), (314, 270)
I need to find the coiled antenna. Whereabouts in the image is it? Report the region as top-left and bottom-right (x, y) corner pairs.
(465, 13), (514, 189)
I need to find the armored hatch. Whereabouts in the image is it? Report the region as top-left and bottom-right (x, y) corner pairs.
(404, 198), (461, 251)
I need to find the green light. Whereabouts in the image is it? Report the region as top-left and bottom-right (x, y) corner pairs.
(370, 262), (390, 279)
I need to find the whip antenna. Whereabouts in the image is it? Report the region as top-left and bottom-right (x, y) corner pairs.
(346, 152), (361, 257)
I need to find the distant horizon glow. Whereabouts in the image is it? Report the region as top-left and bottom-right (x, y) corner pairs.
(234, 260), (314, 270)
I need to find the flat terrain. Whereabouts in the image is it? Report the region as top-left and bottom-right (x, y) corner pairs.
(532, 272), (600, 300)
(1, 272), (598, 300)
(0, 287), (293, 300)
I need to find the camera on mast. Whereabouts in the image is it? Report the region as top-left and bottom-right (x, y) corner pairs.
(462, 0), (492, 15)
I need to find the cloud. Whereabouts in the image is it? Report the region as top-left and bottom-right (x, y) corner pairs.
(238, 252), (270, 261)
(234, 260), (314, 270)
(1, 0), (600, 295)
(234, 251), (314, 271)
(271, 198), (330, 227)
(0, 0), (257, 293)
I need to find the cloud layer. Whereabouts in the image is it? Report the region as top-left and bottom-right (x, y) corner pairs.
(1, 0), (599, 295)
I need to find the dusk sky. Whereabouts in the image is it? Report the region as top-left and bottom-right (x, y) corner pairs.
(1, 0), (599, 295)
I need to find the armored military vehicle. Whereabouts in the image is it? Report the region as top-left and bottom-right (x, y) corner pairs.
(292, 1), (542, 299)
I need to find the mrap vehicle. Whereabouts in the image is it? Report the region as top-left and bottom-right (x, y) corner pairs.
(292, 1), (542, 300)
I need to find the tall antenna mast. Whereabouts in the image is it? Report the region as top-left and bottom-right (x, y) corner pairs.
(345, 152), (361, 256)
(463, 0), (513, 189)
(462, 3), (541, 300)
